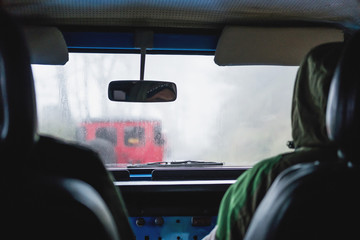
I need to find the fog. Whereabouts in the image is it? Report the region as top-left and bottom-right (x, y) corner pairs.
(32, 53), (298, 166)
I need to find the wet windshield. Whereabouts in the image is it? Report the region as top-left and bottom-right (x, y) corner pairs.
(32, 53), (298, 167)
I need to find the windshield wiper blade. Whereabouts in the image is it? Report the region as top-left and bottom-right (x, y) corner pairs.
(127, 160), (224, 168)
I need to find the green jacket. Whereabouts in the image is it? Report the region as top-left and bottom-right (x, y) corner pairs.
(215, 42), (343, 240)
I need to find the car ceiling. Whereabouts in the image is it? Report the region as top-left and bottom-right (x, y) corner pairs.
(2, 0), (360, 30)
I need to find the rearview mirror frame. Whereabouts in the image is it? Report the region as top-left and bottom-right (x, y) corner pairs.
(108, 80), (177, 102)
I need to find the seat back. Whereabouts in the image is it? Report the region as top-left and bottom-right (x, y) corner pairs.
(243, 162), (360, 240)
(4, 177), (120, 240)
(244, 33), (360, 240)
(0, 8), (37, 154)
(326, 31), (360, 161)
(0, 9), (121, 240)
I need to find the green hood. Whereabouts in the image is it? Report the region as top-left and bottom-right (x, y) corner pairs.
(291, 42), (343, 149)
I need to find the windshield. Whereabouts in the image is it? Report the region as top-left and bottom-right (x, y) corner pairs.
(32, 53), (297, 167)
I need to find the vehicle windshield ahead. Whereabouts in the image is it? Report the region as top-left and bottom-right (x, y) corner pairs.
(32, 53), (298, 167)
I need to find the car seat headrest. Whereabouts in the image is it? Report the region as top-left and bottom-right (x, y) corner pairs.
(326, 31), (360, 160)
(0, 9), (38, 151)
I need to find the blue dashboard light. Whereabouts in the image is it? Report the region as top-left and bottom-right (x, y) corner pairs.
(129, 216), (217, 240)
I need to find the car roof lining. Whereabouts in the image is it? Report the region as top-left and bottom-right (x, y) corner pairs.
(3, 0), (360, 30)
(5, 0), (357, 65)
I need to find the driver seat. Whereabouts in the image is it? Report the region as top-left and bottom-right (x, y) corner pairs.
(243, 32), (360, 240)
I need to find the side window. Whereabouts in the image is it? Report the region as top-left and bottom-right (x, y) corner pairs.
(154, 125), (165, 146)
(96, 127), (117, 146)
(124, 126), (145, 147)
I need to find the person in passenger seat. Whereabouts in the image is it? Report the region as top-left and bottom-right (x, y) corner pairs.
(202, 42), (343, 240)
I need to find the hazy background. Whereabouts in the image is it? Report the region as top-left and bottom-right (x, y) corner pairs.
(32, 53), (298, 166)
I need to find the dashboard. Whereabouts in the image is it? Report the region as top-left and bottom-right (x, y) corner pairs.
(111, 167), (247, 240)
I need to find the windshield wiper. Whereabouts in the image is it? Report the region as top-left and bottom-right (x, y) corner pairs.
(127, 160), (224, 168)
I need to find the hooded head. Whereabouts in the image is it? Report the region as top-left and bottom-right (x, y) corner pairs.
(291, 42), (343, 149)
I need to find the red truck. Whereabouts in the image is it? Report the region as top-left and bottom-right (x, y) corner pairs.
(77, 120), (165, 165)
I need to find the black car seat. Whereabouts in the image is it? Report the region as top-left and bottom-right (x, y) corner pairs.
(0, 9), (133, 240)
(5, 176), (120, 240)
(243, 32), (360, 240)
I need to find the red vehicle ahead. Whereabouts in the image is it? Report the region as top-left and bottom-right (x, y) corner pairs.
(77, 120), (165, 165)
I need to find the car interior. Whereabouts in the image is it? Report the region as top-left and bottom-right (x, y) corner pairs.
(1, 1), (360, 240)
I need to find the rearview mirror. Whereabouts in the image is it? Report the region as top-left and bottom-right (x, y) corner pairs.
(108, 80), (177, 102)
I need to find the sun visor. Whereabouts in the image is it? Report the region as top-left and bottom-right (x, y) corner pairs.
(23, 26), (69, 65)
(215, 26), (343, 66)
